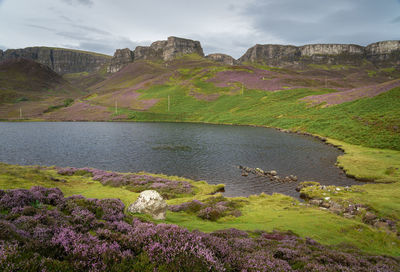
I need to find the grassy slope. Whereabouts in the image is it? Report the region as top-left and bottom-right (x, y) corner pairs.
(126, 84), (400, 150)
(1, 58), (400, 257)
(0, 163), (399, 256)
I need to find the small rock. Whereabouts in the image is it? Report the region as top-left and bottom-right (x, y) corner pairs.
(324, 197), (330, 201)
(321, 202), (331, 209)
(128, 190), (167, 220)
(309, 199), (322, 206)
(343, 213), (355, 219)
(270, 170), (277, 176)
(283, 176), (292, 182)
(363, 212), (377, 224)
(336, 188), (341, 191)
(329, 202), (343, 215)
(289, 175), (298, 181)
(241, 171), (248, 177)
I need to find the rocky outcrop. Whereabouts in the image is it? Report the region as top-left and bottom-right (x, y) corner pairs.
(107, 48), (134, 73)
(366, 40), (400, 63)
(133, 46), (160, 61)
(162, 36), (204, 60)
(127, 190), (167, 220)
(300, 44), (365, 64)
(0, 47), (111, 74)
(238, 44), (301, 66)
(206, 53), (237, 65)
(108, 36), (204, 73)
(239, 40), (400, 66)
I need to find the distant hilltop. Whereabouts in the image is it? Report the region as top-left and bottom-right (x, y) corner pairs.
(0, 47), (111, 74)
(1, 37), (399, 74)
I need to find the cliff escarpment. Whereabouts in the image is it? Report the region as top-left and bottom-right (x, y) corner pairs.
(108, 36), (204, 73)
(0, 47), (111, 74)
(239, 40), (400, 66)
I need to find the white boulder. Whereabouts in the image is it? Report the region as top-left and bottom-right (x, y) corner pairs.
(128, 190), (167, 220)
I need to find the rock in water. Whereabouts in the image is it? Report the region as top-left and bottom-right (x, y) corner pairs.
(128, 190), (167, 220)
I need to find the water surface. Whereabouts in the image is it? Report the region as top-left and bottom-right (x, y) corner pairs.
(0, 122), (361, 197)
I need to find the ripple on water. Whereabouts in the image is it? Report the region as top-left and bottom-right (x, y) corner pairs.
(0, 122), (362, 198)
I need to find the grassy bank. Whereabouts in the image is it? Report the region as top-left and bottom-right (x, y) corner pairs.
(121, 85), (400, 150)
(0, 162), (399, 256)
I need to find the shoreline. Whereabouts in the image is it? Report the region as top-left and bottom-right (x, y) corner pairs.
(0, 118), (382, 184)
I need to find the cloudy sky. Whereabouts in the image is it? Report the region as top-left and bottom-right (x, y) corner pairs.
(0, 0), (399, 58)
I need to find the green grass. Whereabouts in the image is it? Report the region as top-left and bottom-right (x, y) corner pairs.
(128, 83), (400, 150)
(0, 162), (399, 256)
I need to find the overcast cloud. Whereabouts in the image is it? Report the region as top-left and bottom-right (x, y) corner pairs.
(0, 0), (399, 58)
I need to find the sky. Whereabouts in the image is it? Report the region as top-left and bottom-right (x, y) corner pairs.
(0, 0), (399, 58)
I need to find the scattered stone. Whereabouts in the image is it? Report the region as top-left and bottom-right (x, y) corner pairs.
(309, 199), (323, 206)
(324, 197), (331, 201)
(128, 190), (167, 220)
(343, 213), (355, 219)
(363, 212), (377, 224)
(241, 171), (248, 177)
(296, 181), (320, 192)
(289, 175), (298, 181)
(270, 170), (277, 176)
(321, 202), (331, 209)
(329, 202), (343, 215)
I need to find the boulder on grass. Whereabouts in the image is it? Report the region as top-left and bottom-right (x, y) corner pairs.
(128, 190), (167, 220)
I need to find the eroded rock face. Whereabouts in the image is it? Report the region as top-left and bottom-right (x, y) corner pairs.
(133, 46), (160, 61)
(300, 44), (364, 56)
(238, 44), (301, 65)
(0, 47), (110, 74)
(127, 190), (167, 220)
(366, 40), (400, 62)
(108, 36), (205, 72)
(107, 48), (134, 73)
(238, 40), (400, 66)
(206, 53), (237, 65)
(162, 36), (204, 60)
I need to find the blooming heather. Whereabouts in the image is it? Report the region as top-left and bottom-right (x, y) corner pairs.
(56, 166), (194, 198)
(0, 187), (398, 271)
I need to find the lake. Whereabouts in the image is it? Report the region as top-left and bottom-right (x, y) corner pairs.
(0, 122), (362, 197)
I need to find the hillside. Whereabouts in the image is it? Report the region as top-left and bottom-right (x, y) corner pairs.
(0, 46), (111, 74)
(26, 53), (398, 150)
(0, 58), (79, 119)
(1, 39), (400, 269)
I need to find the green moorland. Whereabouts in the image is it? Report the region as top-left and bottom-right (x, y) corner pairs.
(121, 78), (400, 150)
(2, 58), (400, 259)
(0, 162), (399, 256)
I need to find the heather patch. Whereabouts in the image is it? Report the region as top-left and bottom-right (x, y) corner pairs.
(169, 196), (247, 221)
(302, 78), (400, 105)
(0, 187), (398, 271)
(56, 167), (194, 199)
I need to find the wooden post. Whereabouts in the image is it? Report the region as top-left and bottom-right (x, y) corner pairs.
(325, 76), (327, 88)
(115, 100), (118, 115)
(20, 107), (22, 119)
(241, 83), (244, 96)
(168, 95), (170, 112)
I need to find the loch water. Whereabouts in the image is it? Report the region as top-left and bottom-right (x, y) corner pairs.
(0, 122), (362, 197)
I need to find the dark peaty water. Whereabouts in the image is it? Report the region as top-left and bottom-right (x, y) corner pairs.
(0, 122), (362, 197)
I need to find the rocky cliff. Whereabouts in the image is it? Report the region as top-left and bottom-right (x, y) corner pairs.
(107, 48), (134, 73)
(108, 36), (204, 73)
(206, 53), (237, 65)
(238, 44), (301, 66)
(239, 40), (400, 66)
(0, 47), (111, 74)
(365, 40), (400, 62)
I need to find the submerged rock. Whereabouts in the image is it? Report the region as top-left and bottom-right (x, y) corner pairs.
(128, 190), (167, 220)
